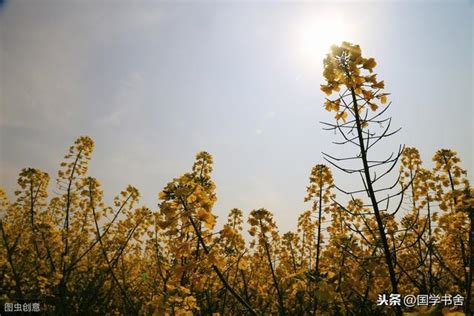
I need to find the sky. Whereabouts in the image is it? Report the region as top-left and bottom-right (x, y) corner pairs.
(0, 0), (472, 234)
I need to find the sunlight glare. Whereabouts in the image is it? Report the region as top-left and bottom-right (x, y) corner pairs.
(292, 11), (352, 71)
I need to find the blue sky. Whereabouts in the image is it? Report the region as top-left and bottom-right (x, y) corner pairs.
(0, 0), (472, 233)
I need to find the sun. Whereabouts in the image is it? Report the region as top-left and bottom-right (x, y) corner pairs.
(291, 10), (352, 71)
